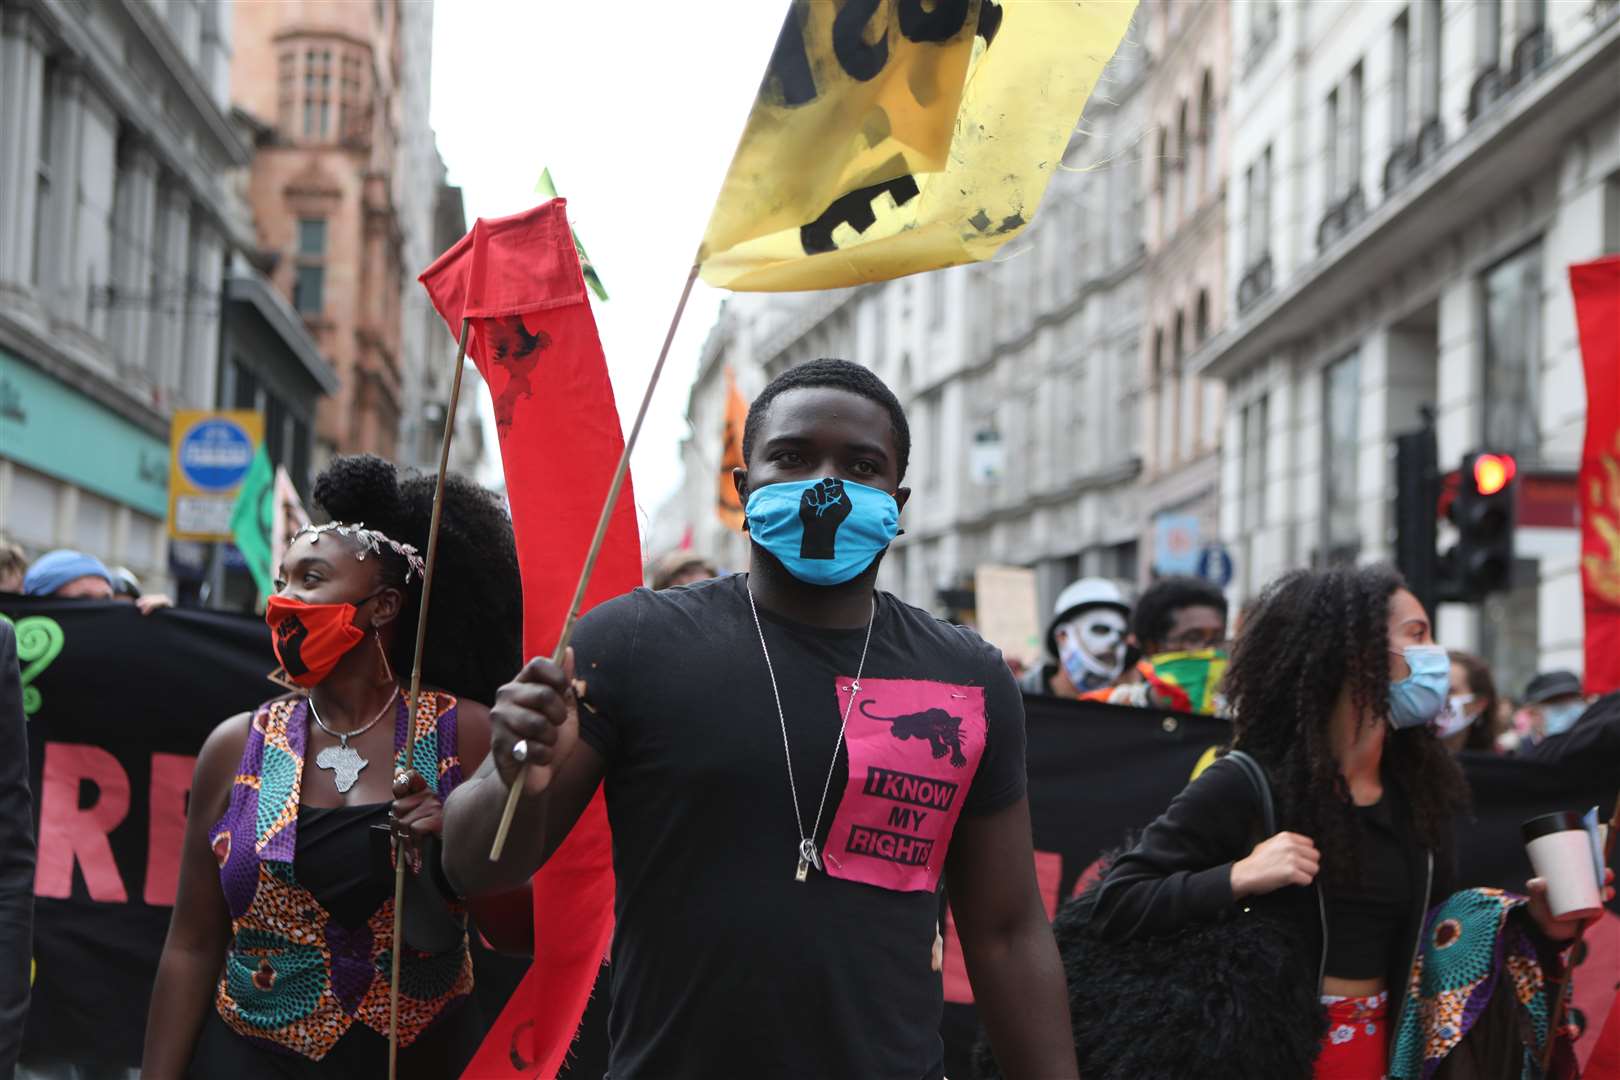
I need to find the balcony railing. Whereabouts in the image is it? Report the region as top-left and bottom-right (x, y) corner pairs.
(1236, 254), (1274, 315)
(1316, 185), (1368, 252)
(1469, 24), (1553, 127)
(1383, 117), (1446, 197)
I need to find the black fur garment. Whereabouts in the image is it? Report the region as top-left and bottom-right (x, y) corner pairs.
(973, 877), (1327, 1080)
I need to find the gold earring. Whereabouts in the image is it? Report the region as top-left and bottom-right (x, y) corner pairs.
(375, 631), (395, 686)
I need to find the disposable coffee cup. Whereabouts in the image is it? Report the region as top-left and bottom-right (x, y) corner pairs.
(1522, 811), (1603, 920)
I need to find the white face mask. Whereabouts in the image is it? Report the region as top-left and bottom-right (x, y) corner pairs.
(1432, 693), (1476, 740)
(1058, 608), (1128, 686)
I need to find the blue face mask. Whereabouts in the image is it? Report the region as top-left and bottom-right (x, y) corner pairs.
(1540, 700), (1586, 738)
(1388, 644), (1451, 730)
(744, 476), (900, 587)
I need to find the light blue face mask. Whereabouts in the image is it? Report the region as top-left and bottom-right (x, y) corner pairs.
(1388, 644), (1451, 730)
(1540, 700), (1586, 738)
(744, 476), (900, 587)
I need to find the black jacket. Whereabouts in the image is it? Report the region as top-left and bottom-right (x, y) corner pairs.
(0, 621), (34, 1073)
(1091, 754), (1453, 1062)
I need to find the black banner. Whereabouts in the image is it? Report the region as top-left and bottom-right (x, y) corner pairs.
(6, 600), (1615, 1073)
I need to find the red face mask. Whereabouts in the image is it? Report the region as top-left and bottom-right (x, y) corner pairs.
(264, 593), (378, 687)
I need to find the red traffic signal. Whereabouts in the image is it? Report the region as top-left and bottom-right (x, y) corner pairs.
(1473, 453), (1516, 497)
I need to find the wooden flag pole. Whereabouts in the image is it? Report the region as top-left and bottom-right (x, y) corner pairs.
(1539, 795), (1620, 1074)
(390, 318), (473, 1080)
(488, 261), (701, 862)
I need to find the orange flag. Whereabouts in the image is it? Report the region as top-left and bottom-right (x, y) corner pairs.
(716, 368), (747, 530)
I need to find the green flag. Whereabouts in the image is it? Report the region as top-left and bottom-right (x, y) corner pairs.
(536, 168), (609, 302)
(229, 445), (275, 606)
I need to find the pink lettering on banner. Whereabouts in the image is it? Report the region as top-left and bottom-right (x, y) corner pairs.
(35, 742), (131, 902)
(824, 677), (986, 893)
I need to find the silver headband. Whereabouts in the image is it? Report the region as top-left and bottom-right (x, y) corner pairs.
(294, 521), (427, 583)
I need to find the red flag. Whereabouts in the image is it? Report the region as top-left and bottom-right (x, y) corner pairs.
(419, 199), (637, 1078)
(1571, 255), (1620, 696)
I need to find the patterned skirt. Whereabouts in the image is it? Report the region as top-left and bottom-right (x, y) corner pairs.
(1315, 991), (1389, 1080)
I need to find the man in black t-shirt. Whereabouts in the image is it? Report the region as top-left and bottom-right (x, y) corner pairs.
(444, 359), (1077, 1080)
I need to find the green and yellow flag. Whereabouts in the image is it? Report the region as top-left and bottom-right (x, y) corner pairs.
(537, 168), (609, 302)
(699, 0), (1137, 292)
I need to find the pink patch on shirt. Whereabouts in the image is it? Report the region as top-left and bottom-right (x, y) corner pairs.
(823, 677), (987, 893)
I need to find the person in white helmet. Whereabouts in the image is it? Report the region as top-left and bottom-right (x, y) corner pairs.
(1019, 578), (1133, 699)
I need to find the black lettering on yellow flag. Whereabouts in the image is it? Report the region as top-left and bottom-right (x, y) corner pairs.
(700, 0), (1137, 292)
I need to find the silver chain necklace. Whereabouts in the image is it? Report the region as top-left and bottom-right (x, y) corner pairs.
(746, 579), (875, 883)
(307, 689), (398, 793)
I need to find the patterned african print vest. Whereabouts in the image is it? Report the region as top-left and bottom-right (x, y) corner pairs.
(210, 692), (472, 1060)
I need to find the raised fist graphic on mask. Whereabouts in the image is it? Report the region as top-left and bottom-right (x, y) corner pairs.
(799, 478), (852, 559)
(276, 615), (310, 677)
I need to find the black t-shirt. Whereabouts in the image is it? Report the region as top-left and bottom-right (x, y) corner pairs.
(571, 573), (1027, 1080)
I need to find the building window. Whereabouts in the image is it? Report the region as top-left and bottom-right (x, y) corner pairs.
(1420, 0), (1442, 119)
(304, 48), (332, 138)
(1156, 127), (1169, 243)
(1324, 87), (1340, 202)
(33, 61), (58, 287)
(1481, 242), (1543, 459)
(1476, 0), (1503, 68)
(293, 217), (326, 315)
(1176, 99), (1191, 220)
(1322, 353), (1361, 558)
(1194, 289), (1209, 344)
(1241, 395), (1268, 531)
(1246, 0), (1280, 71)
(339, 53), (364, 140)
(1345, 64), (1364, 196)
(1246, 146), (1273, 267)
(1198, 70), (1216, 198)
(278, 51), (296, 130)
(1391, 11), (1411, 140)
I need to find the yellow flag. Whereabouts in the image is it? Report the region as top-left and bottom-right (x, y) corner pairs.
(699, 0), (1137, 292)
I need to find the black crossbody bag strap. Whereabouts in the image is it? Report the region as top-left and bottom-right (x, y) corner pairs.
(1223, 749), (1276, 838)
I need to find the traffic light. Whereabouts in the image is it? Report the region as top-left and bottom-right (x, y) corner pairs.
(1441, 451), (1517, 600)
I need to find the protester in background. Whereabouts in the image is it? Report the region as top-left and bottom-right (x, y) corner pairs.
(1436, 650), (1502, 754)
(142, 455), (530, 1079)
(22, 549), (114, 599)
(1084, 575), (1228, 715)
(1091, 565), (1603, 1078)
(110, 566), (175, 615)
(0, 622), (34, 1076)
(1515, 670), (1589, 747)
(646, 550), (719, 591)
(443, 358), (1078, 1079)
(0, 538), (26, 593)
(1020, 577), (1132, 699)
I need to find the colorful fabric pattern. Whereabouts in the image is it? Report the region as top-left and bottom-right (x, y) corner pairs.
(209, 692), (471, 1060)
(1389, 887), (1572, 1079)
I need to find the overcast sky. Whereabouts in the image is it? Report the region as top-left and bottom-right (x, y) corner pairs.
(429, 2), (787, 540)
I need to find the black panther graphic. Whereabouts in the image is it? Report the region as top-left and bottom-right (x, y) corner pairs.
(485, 317), (552, 435)
(274, 613), (310, 677)
(861, 699), (968, 767)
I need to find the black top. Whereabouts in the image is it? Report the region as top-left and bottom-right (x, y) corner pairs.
(572, 574), (1027, 1080)
(1322, 798), (1410, 981)
(1091, 753), (1451, 1052)
(0, 623), (32, 1077)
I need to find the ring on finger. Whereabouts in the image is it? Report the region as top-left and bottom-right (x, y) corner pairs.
(511, 739), (529, 764)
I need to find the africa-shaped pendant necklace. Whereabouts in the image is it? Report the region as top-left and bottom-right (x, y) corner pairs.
(307, 689), (398, 793)
(746, 580), (875, 882)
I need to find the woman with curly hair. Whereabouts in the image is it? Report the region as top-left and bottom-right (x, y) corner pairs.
(142, 455), (526, 1079)
(1091, 564), (1602, 1079)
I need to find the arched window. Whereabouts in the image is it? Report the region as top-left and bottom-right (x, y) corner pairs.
(1195, 289), (1210, 344)
(1156, 127), (1169, 242)
(1199, 70), (1216, 197)
(1175, 100), (1190, 220)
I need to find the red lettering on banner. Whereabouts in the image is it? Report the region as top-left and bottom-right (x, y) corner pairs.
(943, 848), (1063, 1004)
(144, 753), (195, 906)
(35, 742), (130, 902)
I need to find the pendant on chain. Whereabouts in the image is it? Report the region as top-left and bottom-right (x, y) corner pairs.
(795, 838), (819, 882)
(315, 738), (367, 793)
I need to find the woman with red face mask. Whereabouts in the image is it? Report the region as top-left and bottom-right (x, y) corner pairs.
(142, 455), (527, 1079)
